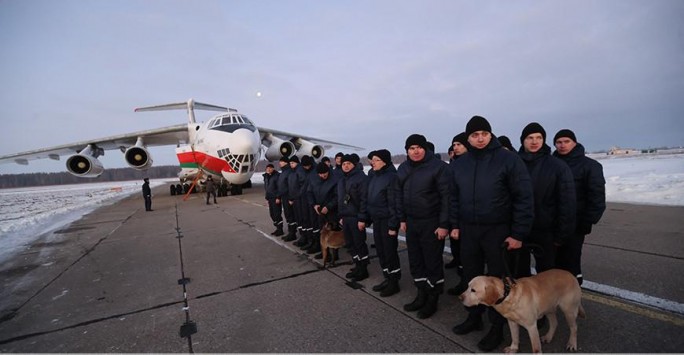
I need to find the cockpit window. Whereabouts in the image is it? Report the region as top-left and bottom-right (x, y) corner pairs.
(209, 113), (256, 132)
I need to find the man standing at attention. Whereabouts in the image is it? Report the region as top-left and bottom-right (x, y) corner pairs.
(517, 122), (576, 274)
(449, 116), (534, 351)
(142, 178), (152, 211)
(396, 134), (451, 319)
(553, 129), (606, 285)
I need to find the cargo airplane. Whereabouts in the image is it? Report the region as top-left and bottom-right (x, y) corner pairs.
(0, 99), (362, 195)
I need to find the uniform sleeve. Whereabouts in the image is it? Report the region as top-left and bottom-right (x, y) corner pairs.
(326, 180), (339, 212)
(508, 155), (534, 241)
(555, 161), (577, 245)
(585, 160), (607, 226)
(394, 168), (406, 224)
(358, 175), (370, 223)
(387, 174), (399, 230)
(449, 166), (460, 230)
(437, 163), (451, 229)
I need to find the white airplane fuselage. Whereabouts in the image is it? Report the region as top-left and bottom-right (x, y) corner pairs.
(179, 113), (262, 185)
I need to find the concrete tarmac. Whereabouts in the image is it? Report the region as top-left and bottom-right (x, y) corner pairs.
(0, 183), (682, 353)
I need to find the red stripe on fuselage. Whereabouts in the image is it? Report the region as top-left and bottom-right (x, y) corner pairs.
(176, 151), (235, 174)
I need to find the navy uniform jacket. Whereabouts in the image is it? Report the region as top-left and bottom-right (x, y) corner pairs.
(276, 165), (291, 200)
(337, 167), (369, 221)
(287, 165), (306, 201)
(519, 144), (576, 245)
(308, 173), (339, 215)
(263, 171), (280, 200)
(450, 137), (534, 241)
(367, 164), (399, 230)
(553, 143), (606, 235)
(395, 152), (450, 229)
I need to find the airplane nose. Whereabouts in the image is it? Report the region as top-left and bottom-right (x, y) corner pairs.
(230, 128), (258, 152)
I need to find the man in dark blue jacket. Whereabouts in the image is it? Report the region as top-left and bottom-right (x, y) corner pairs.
(518, 123), (576, 274)
(308, 162), (340, 260)
(288, 156), (309, 248)
(367, 149), (401, 297)
(338, 154), (370, 281)
(449, 116), (534, 351)
(445, 132), (468, 293)
(396, 134), (451, 319)
(276, 157), (297, 241)
(298, 156), (320, 253)
(553, 129), (606, 285)
(263, 164), (284, 236)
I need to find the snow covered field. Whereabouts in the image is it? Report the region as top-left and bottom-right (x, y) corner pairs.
(1, 153), (682, 264)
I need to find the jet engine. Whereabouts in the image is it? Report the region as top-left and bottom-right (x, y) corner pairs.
(263, 134), (296, 161)
(293, 138), (324, 160)
(125, 146), (153, 170)
(66, 154), (104, 178)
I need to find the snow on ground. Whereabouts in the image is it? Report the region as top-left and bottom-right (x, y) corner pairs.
(1, 153), (683, 264)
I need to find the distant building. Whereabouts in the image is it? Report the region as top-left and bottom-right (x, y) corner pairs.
(608, 146), (641, 156)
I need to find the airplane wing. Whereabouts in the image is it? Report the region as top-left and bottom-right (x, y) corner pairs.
(258, 126), (364, 150)
(0, 124), (188, 165)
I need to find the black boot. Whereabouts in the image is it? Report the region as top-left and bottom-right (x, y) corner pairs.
(352, 261), (369, 281)
(417, 288), (439, 319)
(452, 312), (483, 335)
(306, 237), (321, 254)
(477, 322), (504, 352)
(346, 261), (359, 279)
(283, 226), (297, 241)
(380, 278), (400, 297)
(273, 225), (284, 237)
(403, 287), (427, 312)
(444, 259), (459, 269)
(372, 278), (389, 292)
(294, 229), (308, 247)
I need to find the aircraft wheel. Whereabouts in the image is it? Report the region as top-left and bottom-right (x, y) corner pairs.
(230, 184), (243, 195)
(176, 184), (183, 195)
(170, 185), (177, 196)
(243, 180), (252, 189)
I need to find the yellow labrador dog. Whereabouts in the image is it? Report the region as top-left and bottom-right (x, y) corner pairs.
(460, 269), (585, 353)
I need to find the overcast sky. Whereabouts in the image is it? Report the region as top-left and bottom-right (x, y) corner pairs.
(1, 0), (683, 174)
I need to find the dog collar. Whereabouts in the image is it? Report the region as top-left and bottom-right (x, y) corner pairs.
(495, 277), (513, 305)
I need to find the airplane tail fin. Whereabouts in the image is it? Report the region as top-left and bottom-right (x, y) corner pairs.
(135, 98), (233, 123)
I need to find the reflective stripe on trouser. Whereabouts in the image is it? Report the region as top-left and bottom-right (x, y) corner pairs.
(342, 216), (368, 263)
(405, 216), (445, 289)
(372, 217), (401, 280)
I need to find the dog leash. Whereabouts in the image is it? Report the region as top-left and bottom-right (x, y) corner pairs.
(496, 241), (545, 304)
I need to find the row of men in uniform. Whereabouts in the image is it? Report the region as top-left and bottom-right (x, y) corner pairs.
(262, 115), (606, 352)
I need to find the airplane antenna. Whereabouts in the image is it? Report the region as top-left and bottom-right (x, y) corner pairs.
(135, 98), (232, 124)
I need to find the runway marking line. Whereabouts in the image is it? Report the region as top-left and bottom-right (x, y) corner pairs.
(582, 291), (684, 327)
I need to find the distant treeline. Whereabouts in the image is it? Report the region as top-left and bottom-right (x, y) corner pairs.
(0, 165), (181, 189)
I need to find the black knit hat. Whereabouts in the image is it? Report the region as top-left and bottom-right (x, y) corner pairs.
(520, 122), (546, 143)
(301, 155), (314, 167)
(335, 152), (344, 158)
(350, 153), (360, 164)
(369, 149), (392, 166)
(316, 161), (330, 174)
(465, 115), (492, 136)
(498, 136), (515, 151)
(321, 156), (330, 163)
(279, 156), (289, 163)
(266, 163), (274, 169)
(452, 132), (468, 146)
(426, 141), (435, 152)
(404, 134), (428, 150)
(553, 129), (577, 143)
(341, 154), (356, 165)
(289, 155), (300, 164)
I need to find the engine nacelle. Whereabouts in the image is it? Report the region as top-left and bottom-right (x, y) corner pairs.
(294, 138), (324, 160)
(66, 154), (104, 178)
(263, 135), (296, 161)
(125, 146), (153, 170)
